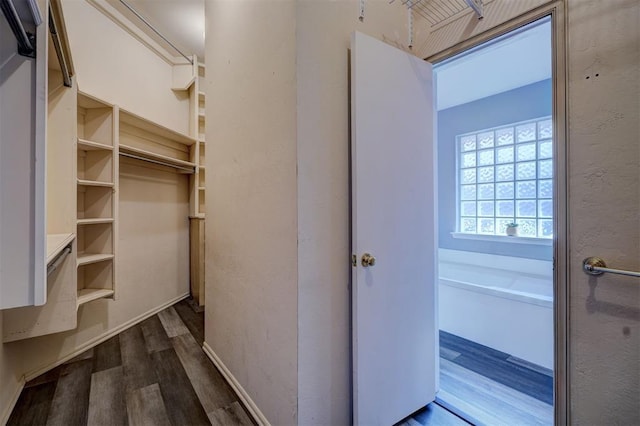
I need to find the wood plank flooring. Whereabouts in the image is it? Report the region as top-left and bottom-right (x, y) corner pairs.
(399, 402), (471, 426)
(439, 331), (553, 426)
(9, 299), (552, 426)
(8, 299), (254, 426)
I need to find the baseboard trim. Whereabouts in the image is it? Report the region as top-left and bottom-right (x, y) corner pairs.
(23, 292), (189, 382)
(202, 342), (270, 426)
(1, 376), (25, 425)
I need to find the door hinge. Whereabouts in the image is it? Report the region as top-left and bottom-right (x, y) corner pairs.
(351, 254), (357, 267)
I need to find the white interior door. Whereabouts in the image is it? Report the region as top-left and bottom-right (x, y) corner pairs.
(351, 31), (437, 425)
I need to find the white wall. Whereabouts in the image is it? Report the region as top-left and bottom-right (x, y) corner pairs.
(296, 2), (406, 424)
(439, 249), (554, 369)
(61, 0), (191, 135)
(204, 1), (299, 425)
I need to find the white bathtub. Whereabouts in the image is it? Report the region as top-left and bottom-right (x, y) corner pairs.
(438, 249), (554, 370)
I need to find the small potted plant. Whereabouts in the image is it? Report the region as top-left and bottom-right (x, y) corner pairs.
(506, 222), (519, 236)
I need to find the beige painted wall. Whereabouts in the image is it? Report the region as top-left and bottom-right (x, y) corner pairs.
(296, 1), (407, 424)
(61, 0), (191, 135)
(204, 1), (299, 425)
(566, 0), (639, 422)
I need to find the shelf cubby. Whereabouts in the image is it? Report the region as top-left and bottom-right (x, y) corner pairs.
(78, 148), (113, 183)
(198, 120), (205, 141)
(199, 167), (205, 187)
(76, 222), (113, 259)
(77, 94), (114, 147)
(77, 185), (113, 220)
(77, 260), (114, 307)
(199, 142), (205, 164)
(199, 190), (205, 215)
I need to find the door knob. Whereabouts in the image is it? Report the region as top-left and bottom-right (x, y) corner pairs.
(362, 253), (376, 267)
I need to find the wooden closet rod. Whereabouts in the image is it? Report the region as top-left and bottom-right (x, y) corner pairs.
(120, 151), (195, 174)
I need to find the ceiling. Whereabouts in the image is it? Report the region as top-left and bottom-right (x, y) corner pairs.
(435, 18), (552, 110)
(104, 0), (549, 111)
(107, 0), (205, 60)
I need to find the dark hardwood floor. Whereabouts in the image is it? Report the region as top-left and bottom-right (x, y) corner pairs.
(440, 331), (553, 404)
(8, 299), (253, 426)
(9, 300), (553, 426)
(439, 331), (554, 426)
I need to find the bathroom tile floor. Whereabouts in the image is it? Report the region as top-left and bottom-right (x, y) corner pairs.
(8, 299), (254, 426)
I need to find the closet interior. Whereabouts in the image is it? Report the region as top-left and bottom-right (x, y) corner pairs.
(1, 0), (207, 342)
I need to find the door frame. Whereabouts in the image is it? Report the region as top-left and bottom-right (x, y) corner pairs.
(426, 2), (568, 424)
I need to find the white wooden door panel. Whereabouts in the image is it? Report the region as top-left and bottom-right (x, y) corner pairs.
(0, 0), (47, 309)
(351, 31), (437, 425)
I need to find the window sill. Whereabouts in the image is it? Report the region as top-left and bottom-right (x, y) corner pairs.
(451, 232), (553, 246)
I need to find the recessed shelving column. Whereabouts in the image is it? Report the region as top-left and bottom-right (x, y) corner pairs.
(77, 93), (116, 306)
(188, 61), (206, 306)
(197, 66), (206, 217)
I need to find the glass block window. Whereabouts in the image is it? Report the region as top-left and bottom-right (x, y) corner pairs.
(457, 117), (553, 238)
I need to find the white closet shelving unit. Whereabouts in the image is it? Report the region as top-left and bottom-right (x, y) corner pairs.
(76, 93), (117, 306)
(197, 62), (207, 217)
(119, 109), (197, 170)
(188, 60), (206, 306)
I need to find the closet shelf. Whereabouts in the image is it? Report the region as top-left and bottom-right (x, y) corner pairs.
(198, 91), (205, 99)
(78, 179), (114, 188)
(47, 233), (75, 265)
(77, 288), (114, 307)
(77, 218), (114, 225)
(198, 187), (206, 191)
(77, 138), (113, 151)
(119, 109), (197, 146)
(77, 253), (114, 266)
(119, 144), (196, 172)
